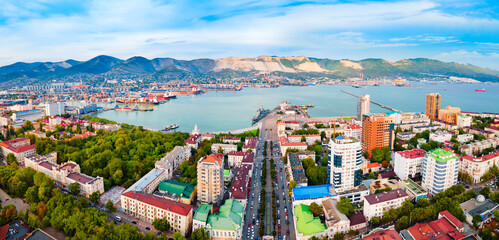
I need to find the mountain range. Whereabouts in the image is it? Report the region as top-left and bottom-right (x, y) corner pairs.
(1, 55), (499, 85)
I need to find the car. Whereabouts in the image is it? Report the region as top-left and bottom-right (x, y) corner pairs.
(252, 219), (256, 224)
(277, 214), (280, 219)
(287, 230), (289, 235)
(285, 212), (288, 216)
(278, 224), (281, 229)
(131, 221), (137, 224)
(115, 216), (122, 222)
(251, 204), (253, 207)
(145, 227), (150, 230)
(248, 223), (251, 227)
(278, 231), (281, 235)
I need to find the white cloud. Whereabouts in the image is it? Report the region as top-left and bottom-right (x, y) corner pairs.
(436, 50), (499, 69)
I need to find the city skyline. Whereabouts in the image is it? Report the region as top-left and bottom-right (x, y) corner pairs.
(1, 0), (498, 69)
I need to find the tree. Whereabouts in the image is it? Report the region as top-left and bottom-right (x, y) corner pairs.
(217, 146), (224, 154)
(309, 203), (322, 217)
(337, 197), (354, 215)
(105, 200), (116, 212)
(37, 201), (48, 219)
(173, 232), (186, 240)
(396, 215), (410, 230)
(369, 172), (376, 179)
(301, 136), (306, 142)
(89, 191), (100, 203)
(6, 153), (17, 166)
(152, 218), (170, 232)
(480, 186), (491, 198)
(191, 227), (210, 240)
(333, 232), (344, 240)
(472, 215), (482, 228)
(69, 182), (81, 196)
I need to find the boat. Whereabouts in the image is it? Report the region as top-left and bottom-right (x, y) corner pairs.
(164, 124), (179, 131)
(116, 97), (160, 105)
(475, 89), (485, 92)
(252, 105), (270, 125)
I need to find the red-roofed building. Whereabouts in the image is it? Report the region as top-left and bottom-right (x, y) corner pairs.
(363, 229), (402, 240)
(485, 126), (499, 136)
(362, 162), (381, 174)
(242, 136), (257, 152)
(0, 138), (36, 165)
(277, 120), (300, 136)
(121, 191), (193, 236)
(65, 131), (95, 141)
(404, 211), (464, 240)
(394, 149), (426, 180)
(459, 151), (499, 183)
(363, 189), (409, 220)
(228, 164), (252, 206)
(220, 136), (241, 144)
(279, 136), (307, 153)
(288, 134), (321, 145)
(185, 134), (201, 149)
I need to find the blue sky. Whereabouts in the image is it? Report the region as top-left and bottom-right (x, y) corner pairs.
(0, 0), (498, 69)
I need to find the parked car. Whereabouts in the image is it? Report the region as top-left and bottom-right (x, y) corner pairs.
(145, 227), (150, 230)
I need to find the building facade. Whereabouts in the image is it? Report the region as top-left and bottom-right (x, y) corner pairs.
(363, 189), (409, 220)
(361, 113), (394, 157)
(422, 148), (459, 195)
(329, 136), (362, 192)
(0, 138), (36, 164)
(426, 93), (441, 120)
(394, 149), (426, 180)
(197, 155), (224, 205)
(357, 95), (370, 121)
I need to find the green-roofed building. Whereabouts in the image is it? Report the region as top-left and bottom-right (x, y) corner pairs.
(157, 180), (197, 204)
(224, 169), (232, 182)
(193, 204), (212, 231)
(203, 198), (245, 239)
(402, 178), (428, 201)
(294, 204), (327, 239)
(422, 148), (459, 195)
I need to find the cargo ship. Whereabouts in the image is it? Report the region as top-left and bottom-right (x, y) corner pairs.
(475, 89), (485, 92)
(167, 87), (204, 95)
(252, 106), (270, 125)
(116, 97), (159, 105)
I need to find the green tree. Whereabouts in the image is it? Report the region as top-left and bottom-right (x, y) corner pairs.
(89, 191), (100, 203)
(69, 182), (81, 196)
(472, 215), (482, 228)
(337, 197), (354, 215)
(191, 227), (210, 240)
(105, 200), (116, 212)
(333, 232), (344, 240)
(173, 232), (186, 240)
(6, 153), (17, 166)
(480, 186), (491, 198)
(309, 203), (323, 217)
(152, 217), (170, 232)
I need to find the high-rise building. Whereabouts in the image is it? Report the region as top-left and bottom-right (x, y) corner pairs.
(361, 113), (394, 157)
(357, 95), (370, 120)
(438, 105), (461, 123)
(421, 148), (459, 195)
(330, 136), (363, 192)
(425, 93), (441, 120)
(197, 154), (224, 205)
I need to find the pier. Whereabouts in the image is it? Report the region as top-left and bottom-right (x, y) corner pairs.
(341, 90), (400, 112)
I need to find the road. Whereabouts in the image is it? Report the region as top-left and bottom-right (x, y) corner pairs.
(242, 108), (297, 240)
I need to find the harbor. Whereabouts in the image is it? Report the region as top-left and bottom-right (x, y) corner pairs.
(340, 89), (401, 112)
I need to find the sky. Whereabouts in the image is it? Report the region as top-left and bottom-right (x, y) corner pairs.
(0, 0), (498, 70)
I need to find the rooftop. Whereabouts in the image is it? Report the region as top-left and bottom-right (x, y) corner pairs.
(294, 204), (326, 236)
(403, 179), (427, 196)
(429, 148), (458, 163)
(67, 172), (93, 184)
(293, 184), (336, 200)
(158, 180), (196, 199)
(348, 212), (367, 226)
(193, 204), (212, 222)
(121, 191), (193, 216)
(364, 189), (408, 205)
(207, 199), (244, 231)
(397, 149), (426, 159)
(364, 229), (402, 240)
(124, 168), (165, 193)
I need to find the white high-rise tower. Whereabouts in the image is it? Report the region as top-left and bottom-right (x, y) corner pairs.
(329, 136), (363, 192)
(357, 95), (370, 120)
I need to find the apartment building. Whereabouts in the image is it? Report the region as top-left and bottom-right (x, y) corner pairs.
(456, 114), (472, 128)
(220, 136), (241, 144)
(322, 198), (351, 237)
(329, 136), (362, 192)
(429, 130), (452, 143)
(155, 146), (191, 179)
(288, 134), (321, 145)
(394, 149), (426, 180)
(357, 95), (370, 121)
(459, 137), (499, 156)
(242, 137), (257, 152)
(197, 154), (224, 205)
(363, 189), (409, 220)
(456, 134), (474, 144)
(438, 106), (461, 124)
(211, 143), (237, 154)
(426, 93), (441, 120)
(361, 113), (394, 157)
(0, 138), (36, 165)
(459, 152), (499, 183)
(121, 191), (193, 236)
(422, 148), (459, 195)
(279, 136), (308, 153)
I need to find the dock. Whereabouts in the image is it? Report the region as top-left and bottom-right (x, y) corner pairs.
(340, 90), (400, 112)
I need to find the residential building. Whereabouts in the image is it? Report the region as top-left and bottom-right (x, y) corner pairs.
(348, 212), (367, 232)
(413, 124), (441, 133)
(292, 184), (337, 206)
(155, 146), (191, 179)
(364, 229), (402, 240)
(422, 148), (459, 195)
(185, 134), (201, 149)
(228, 164), (252, 206)
(279, 136), (307, 153)
(211, 143), (237, 154)
(242, 137), (257, 152)
(192, 204), (212, 232)
(362, 161), (380, 174)
(400, 210), (465, 240)
(322, 198), (350, 238)
(429, 130), (452, 143)
(0, 138), (36, 164)
(361, 113), (394, 156)
(485, 126), (499, 137)
(288, 134), (321, 145)
(329, 136), (362, 192)
(27, 130), (46, 139)
(394, 149), (426, 180)
(345, 124), (362, 140)
(220, 136), (241, 144)
(45, 102), (65, 116)
(277, 120), (300, 136)
(459, 152), (499, 183)
(197, 154), (224, 205)
(287, 152), (313, 186)
(396, 132), (416, 141)
(456, 114), (472, 128)
(25, 153), (104, 197)
(432, 119), (458, 131)
(121, 191), (193, 236)
(124, 168), (167, 194)
(227, 152), (246, 168)
(456, 134), (474, 144)
(363, 189), (409, 220)
(357, 95), (370, 121)
(439, 105), (461, 124)
(156, 180), (197, 204)
(294, 204), (327, 240)
(459, 137), (499, 156)
(204, 199), (245, 240)
(464, 126), (496, 139)
(369, 178), (400, 194)
(426, 93), (441, 120)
